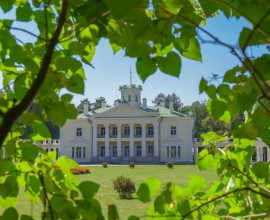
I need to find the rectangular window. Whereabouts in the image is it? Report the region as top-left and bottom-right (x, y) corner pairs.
(83, 147), (86, 158)
(112, 127), (117, 135)
(100, 146), (105, 157)
(112, 146), (117, 157)
(170, 126), (176, 136)
(124, 127), (130, 135)
(76, 128), (82, 136)
(167, 146), (169, 158)
(72, 147), (74, 158)
(148, 127), (154, 136)
(178, 146), (180, 158)
(136, 127), (142, 135)
(128, 95), (131, 102)
(56, 148), (58, 159)
(171, 146), (176, 158)
(125, 146), (129, 157)
(136, 146), (142, 157)
(100, 127), (105, 136)
(148, 145), (154, 157)
(76, 147), (81, 158)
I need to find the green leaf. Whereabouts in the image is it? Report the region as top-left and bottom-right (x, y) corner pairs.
(128, 216), (139, 220)
(205, 85), (216, 98)
(66, 104), (78, 119)
(10, 45), (25, 64)
(82, 43), (95, 64)
(48, 151), (56, 161)
(254, 55), (270, 80)
(251, 162), (269, 180)
(136, 56), (157, 81)
(0, 159), (13, 176)
(155, 52), (181, 77)
(199, 77), (207, 93)
(154, 0), (183, 15)
(174, 37), (202, 62)
(21, 142), (38, 163)
(78, 181), (100, 200)
(239, 28), (269, 48)
(50, 196), (73, 212)
(61, 94), (73, 103)
(108, 204), (119, 220)
(21, 215), (34, 220)
(217, 84), (230, 98)
(67, 75), (84, 94)
(104, 0), (141, 18)
(56, 156), (79, 173)
(189, 174), (206, 193)
(207, 98), (227, 120)
(154, 195), (165, 214)
(30, 120), (51, 142)
(137, 178), (161, 203)
(0, 207), (18, 220)
(196, 149), (214, 170)
(233, 122), (258, 140)
(0, 0), (15, 13)
(16, 3), (33, 21)
(235, 90), (257, 111)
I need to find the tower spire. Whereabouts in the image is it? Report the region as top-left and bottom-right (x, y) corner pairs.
(130, 66), (132, 85)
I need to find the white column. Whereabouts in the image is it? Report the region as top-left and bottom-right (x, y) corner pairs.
(129, 123), (134, 157)
(188, 123), (193, 162)
(154, 122), (159, 156)
(93, 123), (97, 157)
(256, 146), (260, 162)
(105, 124), (109, 157)
(260, 146), (263, 162)
(117, 123), (122, 156)
(267, 147), (270, 162)
(141, 123), (146, 157)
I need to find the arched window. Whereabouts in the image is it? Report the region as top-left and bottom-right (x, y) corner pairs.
(128, 95), (131, 102)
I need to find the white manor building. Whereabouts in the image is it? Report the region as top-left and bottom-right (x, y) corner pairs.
(59, 84), (195, 164)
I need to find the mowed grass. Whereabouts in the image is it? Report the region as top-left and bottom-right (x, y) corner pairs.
(15, 165), (217, 219)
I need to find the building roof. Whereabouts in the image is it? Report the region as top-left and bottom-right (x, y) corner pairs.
(77, 104), (188, 119)
(148, 106), (187, 118)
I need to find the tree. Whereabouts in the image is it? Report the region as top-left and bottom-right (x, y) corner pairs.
(202, 115), (230, 136)
(0, 0), (270, 219)
(93, 96), (110, 110)
(152, 93), (183, 112)
(77, 98), (92, 113)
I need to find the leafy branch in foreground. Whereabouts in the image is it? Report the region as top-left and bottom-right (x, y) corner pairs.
(0, 0), (270, 219)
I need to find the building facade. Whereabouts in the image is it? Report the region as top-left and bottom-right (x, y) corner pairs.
(59, 85), (195, 164)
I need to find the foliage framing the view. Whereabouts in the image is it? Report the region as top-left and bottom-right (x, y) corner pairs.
(0, 0), (269, 219)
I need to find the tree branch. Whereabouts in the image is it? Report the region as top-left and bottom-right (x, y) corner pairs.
(0, 20), (47, 42)
(182, 187), (270, 219)
(39, 172), (54, 220)
(242, 9), (270, 51)
(0, 0), (68, 147)
(208, 0), (270, 39)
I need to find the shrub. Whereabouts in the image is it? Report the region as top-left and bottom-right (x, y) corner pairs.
(102, 162), (108, 168)
(129, 161), (135, 168)
(113, 175), (136, 199)
(166, 161), (174, 169)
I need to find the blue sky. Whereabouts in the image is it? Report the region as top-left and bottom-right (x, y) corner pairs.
(0, 8), (266, 107)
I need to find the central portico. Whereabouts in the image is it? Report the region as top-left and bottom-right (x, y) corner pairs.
(91, 104), (160, 163)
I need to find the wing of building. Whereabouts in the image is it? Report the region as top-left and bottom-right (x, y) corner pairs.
(59, 85), (195, 164)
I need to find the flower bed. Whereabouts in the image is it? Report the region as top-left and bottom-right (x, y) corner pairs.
(53, 165), (90, 175)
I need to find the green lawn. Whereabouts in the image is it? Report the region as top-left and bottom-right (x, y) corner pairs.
(16, 165), (217, 219)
